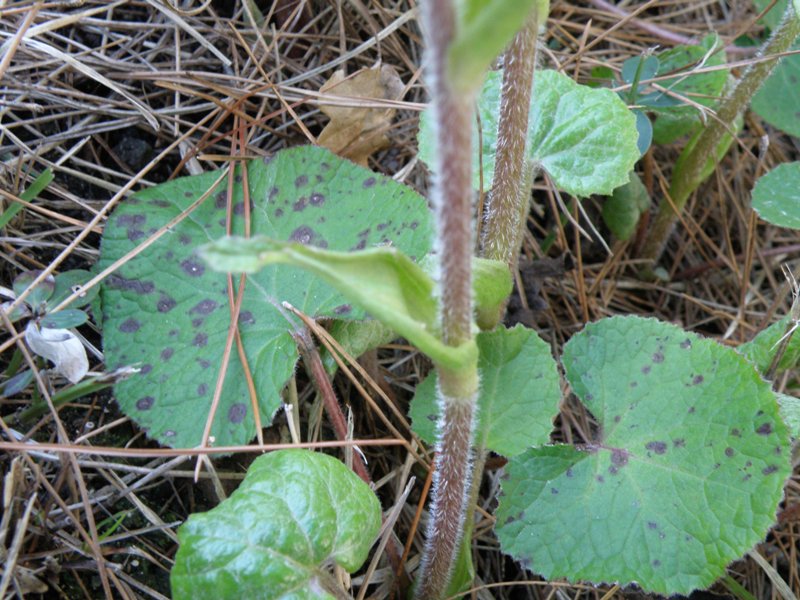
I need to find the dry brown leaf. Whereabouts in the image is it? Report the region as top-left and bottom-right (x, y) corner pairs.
(318, 64), (404, 166)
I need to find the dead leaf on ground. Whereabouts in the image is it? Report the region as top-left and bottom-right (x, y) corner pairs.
(318, 64), (404, 166)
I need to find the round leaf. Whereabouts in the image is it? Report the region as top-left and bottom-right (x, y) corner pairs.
(51, 270), (100, 308)
(410, 324), (561, 456)
(527, 70), (639, 196)
(13, 270), (54, 308)
(496, 316), (791, 595)
(98, 146), (432, 448)
(751, 162), (800, 229)
(171, 449), (381, 600)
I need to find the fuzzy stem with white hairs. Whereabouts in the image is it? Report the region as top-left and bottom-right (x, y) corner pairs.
(413, 1), (479, 598)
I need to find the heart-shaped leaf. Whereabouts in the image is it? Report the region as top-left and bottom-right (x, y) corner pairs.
(410, 324), (561, 456)
(751, 162), (800, 229)
(41, 309), (89, 329)
(495, 316), (791, 595)
(98, 146), (432, 448)
(171, 449), (381, 600)
(419, 69), (640, 197)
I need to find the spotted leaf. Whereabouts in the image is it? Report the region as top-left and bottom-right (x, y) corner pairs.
(98, 146), (431, 448)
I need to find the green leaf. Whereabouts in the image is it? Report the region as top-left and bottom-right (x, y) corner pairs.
(751, 162), (800, 228)
(321, 319), (396, 374)
(0, 168), (53, 230)
(171, 449), (381, 600)
(776, 393), (800, 437)
(419, 69), (640, 197)
(202, 237), (474, 370)
(50, 270), (100, 309)
(13, 270), (55, 308)
(602, 172), (651, 241)
(496, 316), (791, 595)
(448, 0), (543, 91)
(650, 35), (729, 144)
(410, 324), (561, 456)
(98, 146), (432, 448)
(621, 55), (660, 84)
(738, 315), (800, 374)
(632, 109), (653, 155)
(41, 309), (88, 329)
(528, 70), (640, 196)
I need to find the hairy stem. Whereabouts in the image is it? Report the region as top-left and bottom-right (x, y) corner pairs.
(414, 1), (479, 598)
(481, 14), (540, 269)
(641, 4), (800, 268)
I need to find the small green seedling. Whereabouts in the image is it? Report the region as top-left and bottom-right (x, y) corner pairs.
(2, 269), (97, 386)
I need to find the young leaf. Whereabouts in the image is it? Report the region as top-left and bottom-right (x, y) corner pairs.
(50, 270), (100, 309)
(602, 172), (651, 241)
(528, 70), (639, 196)
(202, 237), (471, 369)
(751, 162), (800, 229)
(410, 324), (561, 456)
(496, 316), (791, 595)
(41, 309), (89, 329)
(171, 449), (381, 600)
(13, 270), (55, 308)
(98, 146), (432, 448)
(738, 315), (800, 375)
(420, 69), (640, 197)
(447, 0), (543, 92)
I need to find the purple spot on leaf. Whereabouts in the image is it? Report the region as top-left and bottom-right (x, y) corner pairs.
(680, 339), (692, 349)
(179, 234), (192, 246)
(673, 438), (685, 448)
(648, 521), (657, 529)
(215, 191), (227, 209)
(181, 259), (205, 277)
(645, 441), (667, 454)
(652, 351), (664, 363)
(334, 304), (352, 315)
(642, 365), (651, 374)
(692, 375), (704, 385)
(140, 364), (153, 374)
(228, 403), (247, 423)
(197, 383), (208, 396)
(756, 423), (773, 436)
(611, 449), (629, 467)
(161, 347), (174, 361)
(295, 175), (308, 188)
(106, 275), (154, 295)
(762, 465), (779, 475)
(238, 311), (255, 325)
(157, 294), (176, 312)
(136, 396), (154, 410)
(292, 197), (307, 212)
(190, 299), (218, 315)
(363, 177), (376, 188)
(119, 318), (141, 333)
(725, 447), (734, 457)
(310, 193), (325, 206)
(196, 358), (210, 369)
(192, 333), (208, 347)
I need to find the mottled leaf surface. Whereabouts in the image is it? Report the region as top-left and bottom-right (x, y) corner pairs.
(410, 325), (561, 456)
(171, 449), (381, 600)
(99, 146), (431, 448)
(419, 69), (639, 197)
(751, 162), (800, 229)
(496, 316), (791, 595)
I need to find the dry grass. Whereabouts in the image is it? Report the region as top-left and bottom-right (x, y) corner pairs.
(0, 1), (798, 599)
